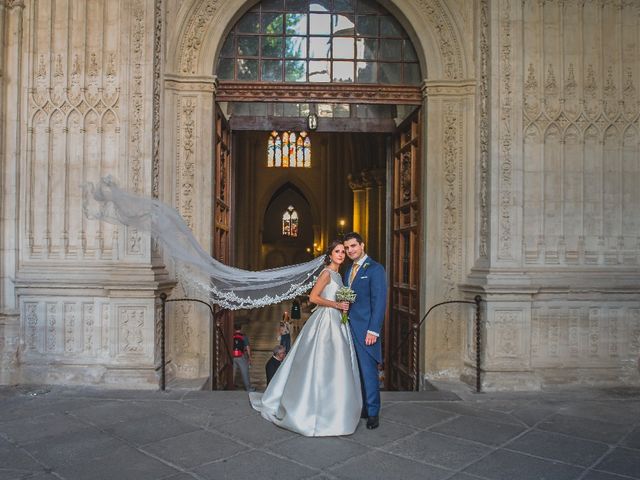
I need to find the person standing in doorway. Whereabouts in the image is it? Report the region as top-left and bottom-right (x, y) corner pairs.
(343, 232), (387, 430)
(232, 323), (255, 392)
(279, 312), (292, 353)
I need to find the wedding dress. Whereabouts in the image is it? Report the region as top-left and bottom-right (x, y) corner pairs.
(249, 269), (362, 437)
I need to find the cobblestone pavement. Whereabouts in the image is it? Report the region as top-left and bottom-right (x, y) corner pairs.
(0, 381), (639, 480)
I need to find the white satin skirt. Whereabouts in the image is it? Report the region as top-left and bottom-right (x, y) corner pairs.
(249, 306), (362, 437)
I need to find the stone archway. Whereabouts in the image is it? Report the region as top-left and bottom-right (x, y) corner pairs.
(162, 0), (479, 381)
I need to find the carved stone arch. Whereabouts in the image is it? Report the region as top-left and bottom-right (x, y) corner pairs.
(584, 124), (600, 141)
(67, 110), (83, 133)
(32, 109), (47, 129)
(84, 110), (100, 133)
(262, 182), (314, 246)
(50, 109), (65, 131)
(564, 124), (581, 144)
(101, 109), (118, 133)
(259, 179), (320, 229)
(623, 124), (639, 146)
(169, 0), (468, 80)
(524, 123), (541, 144)
(544, 123), (561, 141)
(604, 124), (620, 144)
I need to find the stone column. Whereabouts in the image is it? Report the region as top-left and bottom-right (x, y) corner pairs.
(0, 0), (25, 384)
(163, 74), (216, 381)
(422, 79), (476, 375)
(348, 174), (366, 240)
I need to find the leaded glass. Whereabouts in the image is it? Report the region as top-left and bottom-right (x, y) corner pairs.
(275, 135), (282, 166)
(286, 13), (307, 35)
(296, 136), (304, 165)
(262, 36), (284, 57)
(404, 63), (421, 84)
(309, 60), (330, 82)
(333, 37), (355, 59)
(216, 0), (421, 85)
(285, 36), (306, 58)
(262, 13), (284, 34)
(333, 14), (355, 36)
(262, 60), (283, 81)
(237, 59), (259, 80)
(290, 209), (299, 237)
(356, 38), (377, 60)
(379, 39), (401, 60)
(285, 60), (307, 81)
(238, 13), (260, 33)
(334, 0), (355, 12)
(380, 16), (401, 37)
(356, 61), (376, 83)
(267, 131), (311, 168)
(282, 131), (290, 167)
(268, 133), (275, 167)
(289, 132), (297, 166)
(303, 136), (311, 167)
(332, 61), (354, 82)
(356, 15), (377, 36)
(309, 37), (331, 58)
(217, 58), (234, 80)
(310, 13), (332, 34)
(379, 62), (400, 83)
(310, 0), (331, 12)
(282, 209), (291, 236)
(238, 36), (259, 57)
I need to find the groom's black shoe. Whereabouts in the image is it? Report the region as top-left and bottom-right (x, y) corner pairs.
(366, 415), (379, 429)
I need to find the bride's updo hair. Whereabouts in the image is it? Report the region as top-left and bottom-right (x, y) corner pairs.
(323, 239), (344, 265)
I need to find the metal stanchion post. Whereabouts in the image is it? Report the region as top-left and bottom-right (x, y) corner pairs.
(474, 295), (482, 393)
(160, 293), (167, 391)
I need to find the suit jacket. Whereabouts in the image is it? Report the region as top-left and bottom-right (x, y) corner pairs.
(344, 257), (387, 363)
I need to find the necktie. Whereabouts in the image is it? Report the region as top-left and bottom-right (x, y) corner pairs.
(349, 264), (360, 286)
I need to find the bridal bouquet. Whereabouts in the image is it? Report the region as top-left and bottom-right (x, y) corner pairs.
(335, 286), (357, 324)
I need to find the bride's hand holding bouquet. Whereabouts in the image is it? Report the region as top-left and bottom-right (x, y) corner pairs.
(335, 286), (357, 324)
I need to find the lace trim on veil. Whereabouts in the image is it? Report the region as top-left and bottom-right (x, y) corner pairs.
(82, 176), (324, 310)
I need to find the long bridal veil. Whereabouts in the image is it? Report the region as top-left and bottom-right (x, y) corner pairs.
(82, 176), (324, 309)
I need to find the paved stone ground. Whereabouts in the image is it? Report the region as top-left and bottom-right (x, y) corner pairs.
(1, 381), (639, 480)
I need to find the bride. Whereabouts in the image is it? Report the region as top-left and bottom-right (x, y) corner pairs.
(82, 178), (360, 435)
(249, 240), (362, 436)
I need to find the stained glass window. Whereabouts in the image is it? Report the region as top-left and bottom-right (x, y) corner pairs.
(282, 205), (299, 237)
(216, 0), (421, 85)
(268, 131), (311, 167)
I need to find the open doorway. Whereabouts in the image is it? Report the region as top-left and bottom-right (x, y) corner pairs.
(214, 100), (421, 390)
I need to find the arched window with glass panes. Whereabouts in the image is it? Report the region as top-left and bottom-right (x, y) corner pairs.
(216, 0), (421, 85)
(282, 205), (299, 237)
(268, 131), (311, 167)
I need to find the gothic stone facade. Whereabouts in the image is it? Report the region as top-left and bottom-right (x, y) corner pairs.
(0, 0), (639, 390)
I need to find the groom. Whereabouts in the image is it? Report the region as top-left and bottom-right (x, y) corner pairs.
(343, 232), (387, 430)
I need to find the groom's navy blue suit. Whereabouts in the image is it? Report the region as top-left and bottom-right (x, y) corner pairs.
(345, 256), (387, 418)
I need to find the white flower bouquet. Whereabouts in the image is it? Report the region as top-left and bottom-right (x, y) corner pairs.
(335, 286), (357, 324)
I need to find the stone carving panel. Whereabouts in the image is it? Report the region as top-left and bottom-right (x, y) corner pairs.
(440, 102), (464, 351)
(519, 0), (640, 266)
(20, 297), (152, 363)
(478, 0), (490, 260)
(24, 0), (154, 262)
(497, 0), (515, 262)
(531, 303), (640, 368)
(485, 309), (528, 368)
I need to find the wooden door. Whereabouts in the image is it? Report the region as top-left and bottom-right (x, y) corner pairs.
(212, 104), (233, 389)
(386, 109), (421, 391)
